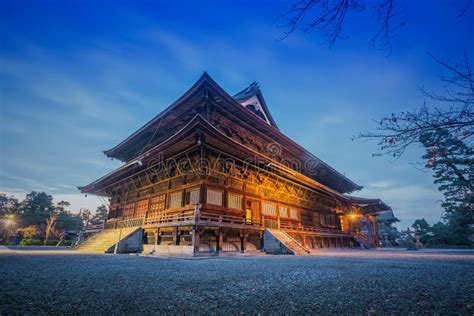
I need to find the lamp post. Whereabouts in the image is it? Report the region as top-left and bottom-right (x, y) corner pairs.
(1, 214), (17, 243)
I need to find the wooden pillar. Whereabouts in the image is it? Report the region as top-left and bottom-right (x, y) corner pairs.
(240, 230), (247, 253)
(154, 227), (159, 251)
(219, 230), (224, 253)
(215, 230), (223, 254)
(174, 227), (180, 245)
(192, 229), (200, 254)
(192, 203), (200, 254)
(372, 215), (381, 247)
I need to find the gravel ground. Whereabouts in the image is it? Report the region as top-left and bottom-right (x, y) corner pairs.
(0, 249), (473, 315)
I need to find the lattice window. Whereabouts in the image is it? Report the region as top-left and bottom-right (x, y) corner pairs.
(134, 199), (149, 218)
(320, 214), (326, 226)
(323, 214), (336, 227)
(228, 193), (243, 210)
(108, 208), (115, 219)
(123, 203), (135, 219)
(262, 202), (277, 216)
(207, 188), (223, 206)
(147, 195), (166, 220)
(185, 187), (200, 205)
(279, 206), (289, 218)
(290, 208), (299, 220)
(169, 191), (183, 208)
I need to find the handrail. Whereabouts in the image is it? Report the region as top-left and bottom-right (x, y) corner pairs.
(280, 223), (351, 235)
(199, 211), (246, 225)
(277, 229), (309, 253)
(106, 209), (353, 236)
(146, 210), (195, 225)
(353, 232), (370, 242)
(116, 217), (144, 229)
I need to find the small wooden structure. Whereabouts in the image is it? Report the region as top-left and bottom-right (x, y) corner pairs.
(78, 73), (391, 254)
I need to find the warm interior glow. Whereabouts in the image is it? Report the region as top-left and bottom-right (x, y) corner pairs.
(349, 213), (359, 221)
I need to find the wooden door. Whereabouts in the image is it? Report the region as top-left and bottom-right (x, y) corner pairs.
(250, 200), (260, 223)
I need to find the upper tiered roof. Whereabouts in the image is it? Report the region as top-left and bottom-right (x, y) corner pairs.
(99, 73), (362, 194)
(233, 82), (279, 128)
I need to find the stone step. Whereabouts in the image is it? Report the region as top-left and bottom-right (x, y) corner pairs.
(76, 227), (139, 253)
(264, 228), (310, 255)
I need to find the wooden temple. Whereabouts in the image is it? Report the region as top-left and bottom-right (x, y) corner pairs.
(78, 73), (391, 255)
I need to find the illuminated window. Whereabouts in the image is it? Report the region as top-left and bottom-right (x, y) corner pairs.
(228, 193), (243, 209)
(123, 203), (135, 219)
(185, 187), (200, 205)
(290, 208), (299, 220)
(279, 206), (289, 218)
(147, 195), (166, 220)
(169, 192), (183, 208)
(262, 202), (277, 216)
(134, 199), (149, 218)
(207, 188), (223, 206)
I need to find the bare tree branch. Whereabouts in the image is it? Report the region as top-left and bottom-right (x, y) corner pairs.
(279, 0), (472, 51)
(369, 0), (405, 54)
(278, 0), (365, 47)
(457, 0), (472, 18)
(355, 54), (474, 159)
(278, 0), (403, 51)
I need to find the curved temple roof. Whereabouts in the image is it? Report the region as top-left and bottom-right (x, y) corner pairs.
(100, 73), (363, 194)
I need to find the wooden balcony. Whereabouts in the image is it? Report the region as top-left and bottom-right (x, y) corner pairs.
(105, 207), (353, 239)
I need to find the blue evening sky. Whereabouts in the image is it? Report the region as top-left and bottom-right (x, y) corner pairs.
(1, 0), (472, 228)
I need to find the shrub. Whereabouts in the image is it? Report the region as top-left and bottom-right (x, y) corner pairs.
(19, 238), (43, 246)
(45, 240), (59, 246)
(19, 238), (73, 246)
(62, 240), (73, 246)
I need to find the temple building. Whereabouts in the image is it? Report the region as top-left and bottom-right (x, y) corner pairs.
(78, 73), (392, 255)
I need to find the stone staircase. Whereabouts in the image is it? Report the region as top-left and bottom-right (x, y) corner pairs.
(76, 227), (140, 253)
(264, 228), (310, 255)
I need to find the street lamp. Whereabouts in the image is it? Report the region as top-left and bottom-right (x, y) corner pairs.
(3, 214), (16, 227)
(3, 214), (16, 226)
(1, 214), (17, 243)
(349, 213), (358, 221)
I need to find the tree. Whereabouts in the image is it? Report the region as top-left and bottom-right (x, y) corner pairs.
(419, 129), (473, 246)
(44, 200), (74, 245)
(44, 211), (58, 246)
(18, 191), (53, 215)
(411, 218), (431, 245)
(78, 208), (92, 228)
(279, 0), (471, 52)
(56, 200), (71, 213)
(357, 55), (473, 159)
(17, 225), (41, 239)
(411, 214), (472, 247)
(93, 205), (108, 222)
(412, 218), (430, 235)
(0, 194), (19, 216)
(356, 56), (473, 247)
(420, 129), (473, 213)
